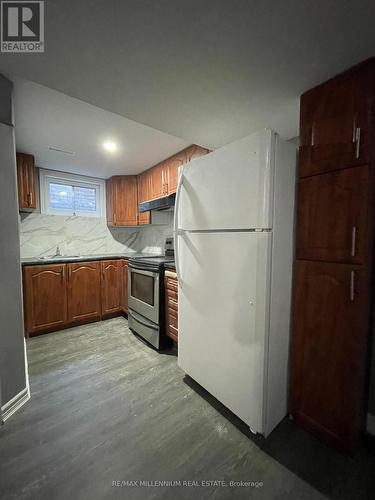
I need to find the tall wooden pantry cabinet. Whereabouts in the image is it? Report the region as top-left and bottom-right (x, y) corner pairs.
(290, 58), (375, 451)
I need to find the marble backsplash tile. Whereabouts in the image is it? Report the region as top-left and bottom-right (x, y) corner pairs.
(19, 212), (173, 258)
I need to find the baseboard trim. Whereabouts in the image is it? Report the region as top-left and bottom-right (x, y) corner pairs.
(1, 386), (30, 423)
(367, 413), (375, 436)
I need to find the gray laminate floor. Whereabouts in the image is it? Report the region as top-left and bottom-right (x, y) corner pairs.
(0, 318), (374, 500)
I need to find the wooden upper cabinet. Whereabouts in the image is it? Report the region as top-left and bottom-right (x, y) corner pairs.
(106, 175), (138, 226)
(67, 261), (101, 325)
(291, 259), (369, 451)
(147, 145), (210, 200)
(137, 170), (151, 203)
(23, 264), (67, 336)
(296, 165), (370, 264)
(16, 153), (36, 211)
(166, 156), (184, 194)
(121, 259), (129, 313)
(182, 145), (210, 164)
(163, 144), (210, 194)
(137, 170), (151, 225)
(299, 59), (374, 177)
(106, 145), (211, 227)
(149, 163), (167, 200)
(101, 260), (121, 316)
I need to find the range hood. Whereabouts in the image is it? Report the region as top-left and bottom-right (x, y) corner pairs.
(139, 193), (176, 212)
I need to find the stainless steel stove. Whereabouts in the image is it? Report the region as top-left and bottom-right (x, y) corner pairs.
(128, 238), (174, 349)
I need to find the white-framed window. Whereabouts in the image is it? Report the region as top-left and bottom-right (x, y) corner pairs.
(40, 169), (106, 218)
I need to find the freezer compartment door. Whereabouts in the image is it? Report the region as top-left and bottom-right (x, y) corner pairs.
(177, 231), (272, 433)
(177, 130), (275, 231)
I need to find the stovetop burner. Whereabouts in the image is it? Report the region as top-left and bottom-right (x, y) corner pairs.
(129, 237), (174, 269)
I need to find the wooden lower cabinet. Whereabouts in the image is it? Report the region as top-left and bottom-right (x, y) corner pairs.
(101, 260), (122, 317)
(23, 264), (68, 336)
(67, 262), (101, 325)
(290, 259), (370, 451)
(23, 258), (128, 336)
(121, 259), (129, 313)
(165, 272), (178, 342)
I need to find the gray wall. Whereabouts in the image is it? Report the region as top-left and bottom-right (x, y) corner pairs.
(19, 167), (173, 259)
(0, 76), (27, 408)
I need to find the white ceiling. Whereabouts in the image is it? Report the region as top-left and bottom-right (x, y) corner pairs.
(2, 0), (375, 153)
(12, 78), (189, 178)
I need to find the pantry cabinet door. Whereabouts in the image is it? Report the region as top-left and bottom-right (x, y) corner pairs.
(290, 260), (369, 451)
(299, 61), (373, 177)
(296, 165), (370, 264)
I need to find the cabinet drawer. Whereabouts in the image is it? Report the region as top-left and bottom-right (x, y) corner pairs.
(166, 288), (178, 302)
(167, 325), (178, 342)
(165, 277), (178, 292)
(168, 322), (178, 336)
(168, 308), (178, 327)
(168, 298), (178, 313)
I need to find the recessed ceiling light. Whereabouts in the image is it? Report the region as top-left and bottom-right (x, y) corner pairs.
(103, 140), (117, 153)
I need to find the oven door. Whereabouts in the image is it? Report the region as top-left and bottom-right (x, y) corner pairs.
(128, 267), (159, 324)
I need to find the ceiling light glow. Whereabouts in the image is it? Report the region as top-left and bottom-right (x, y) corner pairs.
(103, 140), (117, 153)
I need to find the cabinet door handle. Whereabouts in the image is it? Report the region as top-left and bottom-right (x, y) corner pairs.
(351, 226), (357, 257)
(61, 267), (65, 282)
(350, 271), (355, 302)
(355, 127), (361, 159)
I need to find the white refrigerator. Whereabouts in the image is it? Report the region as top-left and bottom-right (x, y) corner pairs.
(174, 129), (296, 436)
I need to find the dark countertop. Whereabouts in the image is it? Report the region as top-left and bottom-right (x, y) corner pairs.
(21, 253), (158, 266)
(164, 262), (176, 271)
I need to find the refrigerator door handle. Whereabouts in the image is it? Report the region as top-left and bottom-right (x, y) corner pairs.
(173, 166), (185, 283)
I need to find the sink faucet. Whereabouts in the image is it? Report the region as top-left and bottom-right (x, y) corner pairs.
(54, 245), (61, 257)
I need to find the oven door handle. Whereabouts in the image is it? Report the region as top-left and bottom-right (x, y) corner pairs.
(128, 262), (159, 273)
